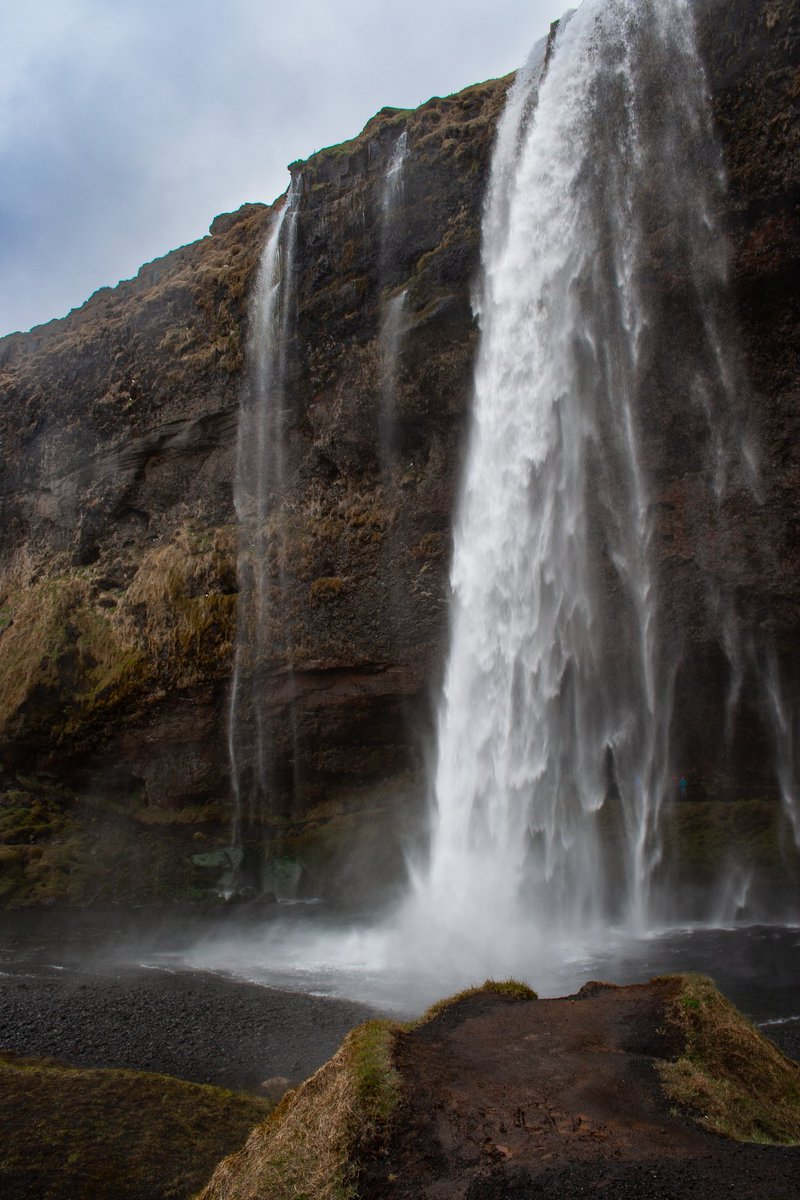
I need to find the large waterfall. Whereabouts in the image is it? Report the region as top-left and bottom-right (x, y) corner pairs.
(398, 0), (796, 961)
(194, 0), (799, 1002)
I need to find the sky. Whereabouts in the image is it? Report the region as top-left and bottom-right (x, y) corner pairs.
(0, 0), (566, 338)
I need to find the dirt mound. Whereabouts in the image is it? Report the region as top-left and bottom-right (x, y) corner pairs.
(357, 978), (800, 1200)
(197, 977), (800, 1200)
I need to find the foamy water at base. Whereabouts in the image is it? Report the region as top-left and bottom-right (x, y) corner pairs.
(170, 918), (800, 1023)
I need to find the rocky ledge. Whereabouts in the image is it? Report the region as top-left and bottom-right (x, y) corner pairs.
(199, 975), (800, 1200)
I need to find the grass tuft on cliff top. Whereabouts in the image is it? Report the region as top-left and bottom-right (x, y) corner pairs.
(196, 1019), (401, 1200)
(657, 972), (800, 1144)
(408, 977), (538, 1029)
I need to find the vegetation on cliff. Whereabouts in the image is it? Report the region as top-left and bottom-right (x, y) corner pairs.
(658, 973), (800, 1143)
(198, 1019), (401, 1200)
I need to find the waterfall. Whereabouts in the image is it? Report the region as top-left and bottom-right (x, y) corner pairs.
(187, 0), (800, 1009)
(226, 181), (299, 894)
(378, 132), (409, 474)
(382, 131), (408, 221)
(378, 290), (407, 473)
(402, 0), (781, 955)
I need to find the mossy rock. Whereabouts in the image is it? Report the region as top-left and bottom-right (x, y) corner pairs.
(409, 979), (538, 1029)
(658, 973), (800, 1144)
(263, 774), (426, 906)
(196, 981), (538, 1200)
(197, 1020), (400, 1200)
(0, 575), (147, 744)
(0, 783), (231, 908)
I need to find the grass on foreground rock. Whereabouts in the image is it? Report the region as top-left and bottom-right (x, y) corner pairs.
(197, 1019), (401, 1200)
(194, 974), (800, 1200)
(196, 980), (536, 1200)
(408, 977), (539, 1028)
(657, 972), (800, 1144)
(0, 1051), (271, 1200)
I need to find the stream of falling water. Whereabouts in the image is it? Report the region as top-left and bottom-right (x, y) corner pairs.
(226, 182), (299, 892)
(202, 0), (798, 999)
(378, 131), (409, 474)
(395, 0), (786, 963)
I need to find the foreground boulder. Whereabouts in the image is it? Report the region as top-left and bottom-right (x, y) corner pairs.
(198, 977), (800, 1200)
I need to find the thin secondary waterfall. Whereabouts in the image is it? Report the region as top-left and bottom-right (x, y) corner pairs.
(378, 131), (409, 474)
(226, 182), (299, 891)
(405, 0), (770, 951)
(378, 290), (407, 473)
(382, 131), (408, 222)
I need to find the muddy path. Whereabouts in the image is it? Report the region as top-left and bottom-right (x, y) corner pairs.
(359, 983), (800, 1200)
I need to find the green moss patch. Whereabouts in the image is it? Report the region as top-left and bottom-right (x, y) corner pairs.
(0, 784), (231, 909)
(0, 576), (146, 742)
(657, 973), (800, 1143)
(662, 798), (799, 874)
(0, 1051), (271, 1200)
(198, 1020), (401, 1200)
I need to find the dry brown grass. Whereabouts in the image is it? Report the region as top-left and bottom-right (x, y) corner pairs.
(195, 1020), (400, 1200)
(119, 525), (236, 683)
(0, 575), (144, 735)
(0, 523), (237, 739)
(657, 973), (800, 1144)
(309, 575), (347, 602)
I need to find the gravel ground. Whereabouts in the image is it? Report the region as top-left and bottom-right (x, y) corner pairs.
(754, 1016), (800, 1061)
(0, 908), (797, 1094)
(0, 968), (377, 1090)
(0, 907), (379, 1091)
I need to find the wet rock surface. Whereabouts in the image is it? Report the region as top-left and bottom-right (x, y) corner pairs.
(358, 985), (800, 1200)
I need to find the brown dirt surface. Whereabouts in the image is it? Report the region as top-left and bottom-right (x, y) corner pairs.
(358, 981), (800, 1199)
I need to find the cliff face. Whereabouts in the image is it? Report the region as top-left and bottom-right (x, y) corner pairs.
(0, 0), (798, 906)
(0, 77), (507, 902)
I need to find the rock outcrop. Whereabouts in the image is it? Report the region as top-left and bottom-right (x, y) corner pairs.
(0, 0), (798, 904)
(196, 977), (800, 1200)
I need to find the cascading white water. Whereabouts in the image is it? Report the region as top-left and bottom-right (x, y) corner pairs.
(188, 0), (799, 1010)
(226, 182), (299, 889)
(378, 290), (407, 471)
(401, 0), (773, 955)
(378, 131), (409, 473)
(382, 131), (408, 221)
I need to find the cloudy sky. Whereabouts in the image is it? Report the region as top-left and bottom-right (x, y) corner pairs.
(0, 0), (565, 337)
